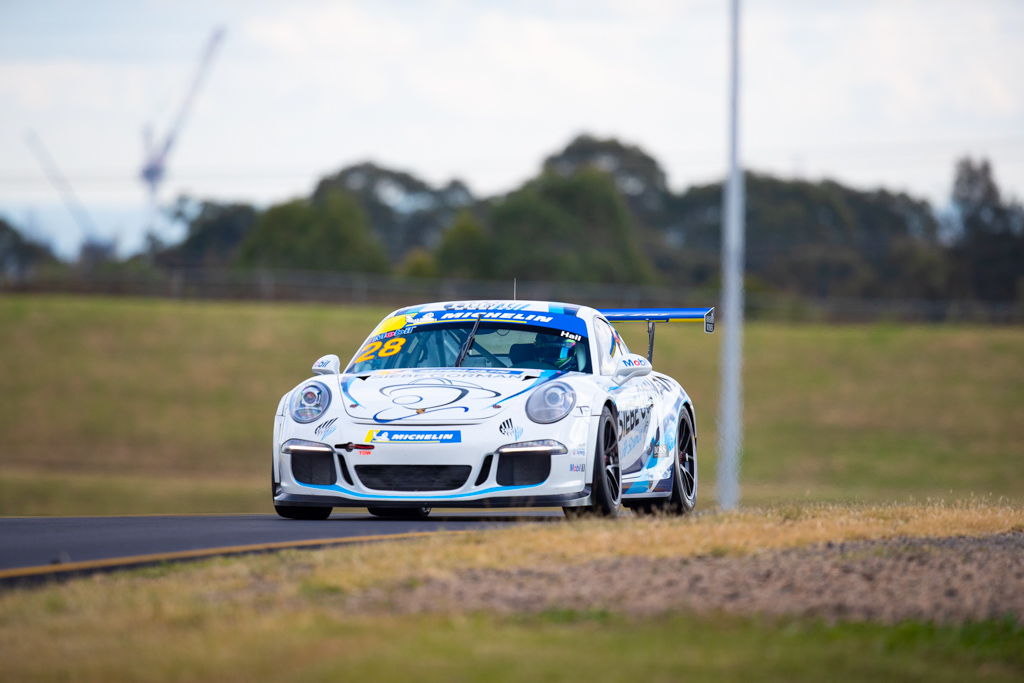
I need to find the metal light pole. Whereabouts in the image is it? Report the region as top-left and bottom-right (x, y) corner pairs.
(717, 0), (744, 510)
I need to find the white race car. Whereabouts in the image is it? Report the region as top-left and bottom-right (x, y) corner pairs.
(271, 300), (714, 519)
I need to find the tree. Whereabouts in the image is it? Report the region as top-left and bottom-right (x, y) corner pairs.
(949, 158), (1024, 301)
(312, 163), (475, 263)
(668, 172), (945, 298)
(0, 217), (57, 279)
(399, 247), (439, 279)
(544, 134), (672, 227)
(158, 198), (258, 267)
(237, 189), (389, 273)
(77, 236), (117, 272)
(436, 211), (494, 279)
(489, 169), (657, 284)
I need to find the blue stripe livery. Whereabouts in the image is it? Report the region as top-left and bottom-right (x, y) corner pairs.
(600, 307), (712, 322)
(600, 307), (715, 333)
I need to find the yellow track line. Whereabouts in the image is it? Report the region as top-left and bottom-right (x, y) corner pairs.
(0, 529), (467, 581)
(0, 512), (271, 519)
(1, 509), (553, 519)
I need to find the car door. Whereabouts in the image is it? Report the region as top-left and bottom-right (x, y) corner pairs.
(593, 318), (656, 476)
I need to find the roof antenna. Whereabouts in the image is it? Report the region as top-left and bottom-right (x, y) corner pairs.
(513, 277), (517, 300)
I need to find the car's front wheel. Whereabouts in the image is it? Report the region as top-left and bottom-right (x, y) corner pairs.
(366, 506), (432, 520)
(274, 504), (332, 520)
(563, 406), (622, 519)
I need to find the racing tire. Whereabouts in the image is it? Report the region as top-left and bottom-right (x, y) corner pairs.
(271, 464), (332, 519)
(663, 409), (697, 515)
(274, 504), (332, 520)
(563, 406), (622, 518)
(367, 506), (432, 520)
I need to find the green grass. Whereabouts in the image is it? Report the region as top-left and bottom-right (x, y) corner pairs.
(0, 294), (1021, 513)
(3, 611), (1020, 682)
(270, 616), (1024, 683)
(0, 468), (267, 515)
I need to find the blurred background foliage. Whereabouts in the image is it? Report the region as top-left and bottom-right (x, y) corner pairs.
(3, 134), (1022, 306)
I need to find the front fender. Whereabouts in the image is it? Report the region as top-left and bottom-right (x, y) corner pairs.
(272, 391), (290, 484)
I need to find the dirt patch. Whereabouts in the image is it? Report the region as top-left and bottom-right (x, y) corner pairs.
(347, 532), (1024, 624)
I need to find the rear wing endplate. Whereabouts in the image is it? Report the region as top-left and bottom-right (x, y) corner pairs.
(598, 307), (715, 362)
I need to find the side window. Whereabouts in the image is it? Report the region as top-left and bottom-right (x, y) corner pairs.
(612, 326), (630, 357)
(594, 319), (624, 375)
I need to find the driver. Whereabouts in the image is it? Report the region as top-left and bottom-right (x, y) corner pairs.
(534, 337), (581, 371)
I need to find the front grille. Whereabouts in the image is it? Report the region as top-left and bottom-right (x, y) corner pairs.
(496, 453), (551, 486)
(291, 452), (337, 485)
(355, 465), (471, 492)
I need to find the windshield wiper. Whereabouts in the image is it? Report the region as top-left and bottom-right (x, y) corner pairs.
(454, 314), (482, 367)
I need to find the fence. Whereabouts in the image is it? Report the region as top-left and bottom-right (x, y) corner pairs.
(2, 267), (1020, 323)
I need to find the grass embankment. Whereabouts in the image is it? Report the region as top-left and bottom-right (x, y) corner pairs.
(2, 502), (1022, 681)
(0, 294), (1021, 514)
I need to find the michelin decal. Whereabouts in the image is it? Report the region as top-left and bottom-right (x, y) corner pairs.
(364, 430), (462, 444)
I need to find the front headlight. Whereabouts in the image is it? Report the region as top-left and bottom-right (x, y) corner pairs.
(525, 381), (576, 424)
(290, 381), (331, 423)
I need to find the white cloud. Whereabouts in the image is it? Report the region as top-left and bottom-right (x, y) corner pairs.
(1, 0), (1022, 258)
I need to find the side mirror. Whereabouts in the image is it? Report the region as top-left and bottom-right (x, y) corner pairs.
(613, 354), (652, 382)
(311, 354), (340, 375)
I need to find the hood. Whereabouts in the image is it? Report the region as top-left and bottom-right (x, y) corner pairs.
(338, 367), (560, 424)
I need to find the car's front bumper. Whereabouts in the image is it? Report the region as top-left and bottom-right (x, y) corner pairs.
(273, 434), (593, 509)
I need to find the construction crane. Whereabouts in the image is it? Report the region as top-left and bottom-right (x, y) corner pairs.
(24, 129), (101, 240)
(140, 26), (226, 199)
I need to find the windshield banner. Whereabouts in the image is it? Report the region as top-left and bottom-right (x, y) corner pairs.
(374, 310), (588, 338)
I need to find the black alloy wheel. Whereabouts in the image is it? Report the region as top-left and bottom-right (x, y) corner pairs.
(669, 409), (698, 514)
(564, 406), (622, 518)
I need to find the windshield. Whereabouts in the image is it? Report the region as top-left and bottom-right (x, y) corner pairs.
(346, 321), (591, 373)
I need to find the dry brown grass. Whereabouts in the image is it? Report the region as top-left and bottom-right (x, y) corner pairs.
(2, 501), (1022, 682)
(296, 500), (1024, 592)
(5, 501), (1021, 602)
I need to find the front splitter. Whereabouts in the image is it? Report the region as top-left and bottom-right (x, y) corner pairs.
(275, 487), (592, 509)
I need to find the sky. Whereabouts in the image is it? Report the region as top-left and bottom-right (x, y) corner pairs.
(1, 0), (1022, 258)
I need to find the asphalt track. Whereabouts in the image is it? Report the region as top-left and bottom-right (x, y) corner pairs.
(0, 510), (562, 582)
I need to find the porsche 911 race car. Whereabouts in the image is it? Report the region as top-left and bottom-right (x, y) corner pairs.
(271, 300), (714, 519)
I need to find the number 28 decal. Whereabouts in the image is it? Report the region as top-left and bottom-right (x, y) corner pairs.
(355, 337), (407, 363)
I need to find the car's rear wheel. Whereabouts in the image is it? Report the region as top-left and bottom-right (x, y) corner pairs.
(666, 409), (698, 514)
(563, 406), (622, 518)
(367, 506), (432, 520)
(274, 504), (332, 520)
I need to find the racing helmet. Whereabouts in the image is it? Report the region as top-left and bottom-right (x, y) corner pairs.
(534, 335), (580, 370)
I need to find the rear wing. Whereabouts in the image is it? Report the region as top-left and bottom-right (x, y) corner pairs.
(600, 307), (715, 332)
(598, 307), (715, 362)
